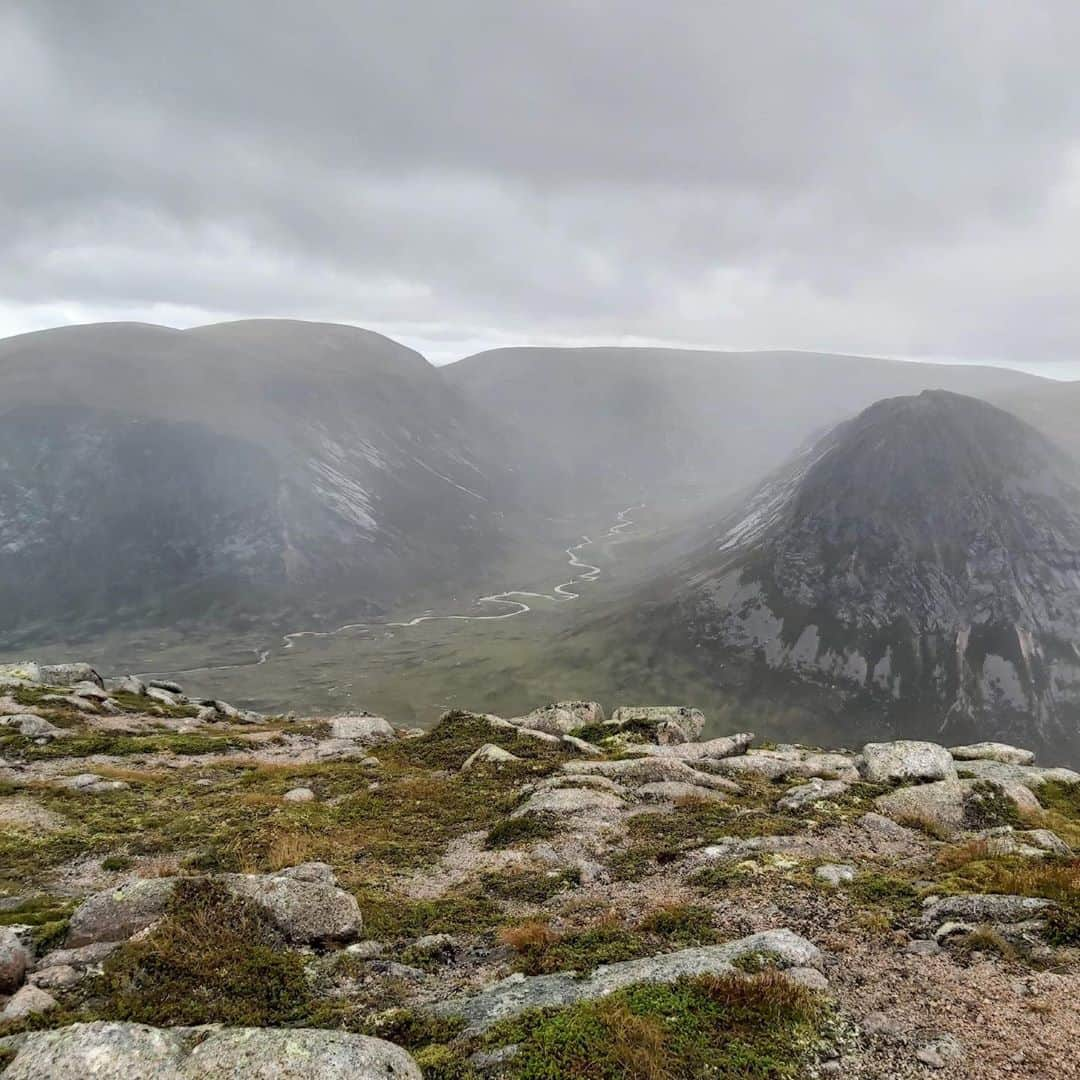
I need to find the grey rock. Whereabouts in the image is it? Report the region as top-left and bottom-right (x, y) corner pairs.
(0, 926), (32, 993)
(904, 938), (943, 957)
(28, 964), (81, 989)
(874, 779), (1037, 838)
(107, 675), (147, 696)
(1019, 828), (1072, 856)
(66, 878), (176, 947)
(70, 682), (109, 701)
(146, 686), (182, 707)
(922, 893), (1054, 926)
(560, 734), (603, 756)
(148, 680), (184, 695)
(1, 985), (57, 1021)
(35, 941), (122, 970)
(815, 863), (856, 887)
(635, 781), (727, 804)
(515, 701), (603, 735)
(182, 1028), (422, 1077)
(916, 1035), (964, 1070)
(533, 774), (627, 796)
(563, 756), (740, 791)
(39, 663), (104, 688)
(411, 933), (456, 960)
(345, 939), (385, 959)
(949, 742), (1036, 766)
(67, 864), (362, 947)
(620, 733), (754, 761)
(953, 758), (1080, 789)
(431, 929), (821, 1030)
(329, 714), (396, 743)
(282, 787), (316, 803)
(2, 1023), (421, 1079)
(607, 705), (706, 744)
(712, 749), (858, 782)
(859, 741), (957, 784)
(512, 787), (625, 819)
(777, 779), (850, 812)
(226, 863), (363, 945)
(0, 713), (65, 739)
(461, 743), (521, 770)
(58, 773), (130, 794)
(2, 1022), (186, 1078)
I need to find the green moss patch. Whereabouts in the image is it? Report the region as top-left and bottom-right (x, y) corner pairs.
(96, 878), (309, 1027)
(356, 891), (506, 941)
(478, 970), (828, 1079)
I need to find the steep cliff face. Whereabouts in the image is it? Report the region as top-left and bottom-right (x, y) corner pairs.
(0, 321), (520, 638)
(645, 392), (1080, 752)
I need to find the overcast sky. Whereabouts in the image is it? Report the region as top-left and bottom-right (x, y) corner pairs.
(3, 3), (1080, 371)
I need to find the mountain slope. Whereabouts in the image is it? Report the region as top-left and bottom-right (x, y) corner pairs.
(581, 391), (1080, 756)
(0, 320), (522, 639)
(445, 346), (1049, 513)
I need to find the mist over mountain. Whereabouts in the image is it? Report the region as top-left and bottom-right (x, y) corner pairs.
(0, 320), (523, 639)
(585, 390), (1080, 758)
(447, 346), (1045, 512)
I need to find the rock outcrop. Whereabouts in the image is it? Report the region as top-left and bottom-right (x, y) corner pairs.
(1, 1023), (421, 1079)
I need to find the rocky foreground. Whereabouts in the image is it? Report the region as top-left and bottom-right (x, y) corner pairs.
(0, 667), (1078, 1077)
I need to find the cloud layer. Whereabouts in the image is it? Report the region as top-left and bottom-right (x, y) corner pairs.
(4, 2), (1080, 368)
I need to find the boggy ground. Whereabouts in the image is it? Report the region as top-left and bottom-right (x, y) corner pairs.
(0, 679), (1079, 1078)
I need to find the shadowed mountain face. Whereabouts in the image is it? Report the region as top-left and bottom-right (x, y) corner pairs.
(589, 391), (1080, 757)
(0, 320), (522, 639)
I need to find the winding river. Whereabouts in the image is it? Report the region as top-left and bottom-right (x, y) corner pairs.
(142, 503), (643, 680)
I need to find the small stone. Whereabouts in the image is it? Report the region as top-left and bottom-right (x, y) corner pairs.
(916, 1035), (964, 1070)
(905, 939), (943, 957)
(777, 779), (850, 812)
(345, 940), (385, 960)
(148, 679), (183, 694)
(329, 714), (396, 743)
(461, 744), (521, 770)
(411, 934), (456, 960)
(0, 985), (57, 1021)
(0, 926), (32, 993)
(28, 964), (80, 990)
(815, 864), (856, 887)
(283, 787), (316, 803)
(107, 675), (147, 696)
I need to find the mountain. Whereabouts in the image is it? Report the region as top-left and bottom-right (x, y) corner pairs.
(445, 346), (1048, 513)
(581, 391), (1080, 757)
(0, 320), (522, 639)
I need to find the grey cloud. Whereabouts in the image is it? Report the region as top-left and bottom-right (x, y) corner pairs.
(3, 2), (1080, 367)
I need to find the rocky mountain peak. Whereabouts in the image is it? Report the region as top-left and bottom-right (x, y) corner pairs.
(662, 392), (1080, 756)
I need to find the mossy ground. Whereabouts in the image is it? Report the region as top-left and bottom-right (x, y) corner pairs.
(2, 704), (1078, 1071)
(420, 971), (831, 1079)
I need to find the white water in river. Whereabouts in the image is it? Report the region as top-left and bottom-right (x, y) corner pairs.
(142, 503), (643, 680)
